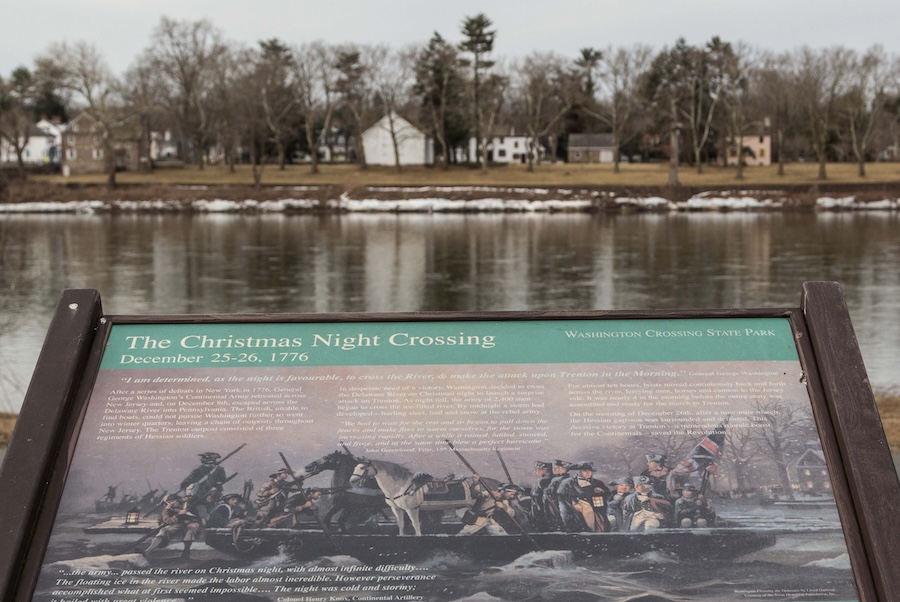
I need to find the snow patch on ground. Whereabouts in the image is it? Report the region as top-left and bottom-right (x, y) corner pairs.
(615, 196), (677, 209)
(339, 196), (592, 212)
(678, 195), (780, 210)
(805, 552), (851, 570)
(2, 190), (899, 213)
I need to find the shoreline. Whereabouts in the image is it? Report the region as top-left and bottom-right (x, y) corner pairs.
(2, 182), (899, 213)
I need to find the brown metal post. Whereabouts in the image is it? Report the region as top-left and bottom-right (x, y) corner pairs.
(802, 281), (900, 600)
(0, 289), (103, 602)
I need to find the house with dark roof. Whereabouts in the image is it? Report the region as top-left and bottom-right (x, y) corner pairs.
(567, 133), (615, 163)
(791, 448), (832, 494)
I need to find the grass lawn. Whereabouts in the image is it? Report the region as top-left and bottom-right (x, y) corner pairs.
(32, 161), (900, 189)
(877, 394), (900, 453)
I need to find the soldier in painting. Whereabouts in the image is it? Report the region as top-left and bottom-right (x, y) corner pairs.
(457, 477), (521, 535)
(144, 494), (203, 559)
(541, 460), (571, 531)
(270, 487), (324, 528)
(675, 484), (716, 528)
(641, 454), (672, 498)
(606, 477), (634, 532)
(102, 484), (118, 503)
(557, 462), (611, 532)
(623, 475), (673, 532)
(181, 451), (228, 502)
(137, 487), (159, 509)
(206, 493), (247, 528)
(254, 468), (303, 526)
(529, 461), (553, 531)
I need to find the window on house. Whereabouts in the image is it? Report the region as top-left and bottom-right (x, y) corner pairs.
(67, 135), (76, 146)
(759, 136), (764, 143)
(514, 141), (519, 148)
(92, 148), (104, 160)
(498, 149), (506, 157)
(66, 148), (76, 160)
(759, 149), (765, 158)
(512, 153), (519, 160)
(71, 124), (79, 133)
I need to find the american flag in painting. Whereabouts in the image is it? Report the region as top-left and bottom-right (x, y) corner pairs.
(666, 418), (728, 494)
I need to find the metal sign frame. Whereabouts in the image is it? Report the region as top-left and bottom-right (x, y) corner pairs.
(0, 282), (896, 601)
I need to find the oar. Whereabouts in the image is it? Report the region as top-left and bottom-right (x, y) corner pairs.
(446, 440), (540, 550)
(279, 452), (343, 554)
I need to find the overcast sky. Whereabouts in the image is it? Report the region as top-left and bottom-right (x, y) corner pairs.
(4, 0), (899, 77)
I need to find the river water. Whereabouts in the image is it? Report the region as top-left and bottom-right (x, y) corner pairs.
(1, 210), (899, 411)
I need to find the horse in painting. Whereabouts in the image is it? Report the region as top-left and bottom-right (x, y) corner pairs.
(350, 458), (429, 536)
(303, 450), (388, 533)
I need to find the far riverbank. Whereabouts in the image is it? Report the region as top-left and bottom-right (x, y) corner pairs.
(2, 162), (900, 212)
(2, 179), (900, 213)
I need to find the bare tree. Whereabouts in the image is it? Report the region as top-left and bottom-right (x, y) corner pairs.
(723, 425), (760, 496)
(843, 45), (894, 177)
(293, 41), (339, 175)
(335, 44), (377, 170)
(0, 67), (36, 178)
(721, 43), (758, 179)
(687, 38), (731, 174)
(574, 47), (602, 164)
(37, 41), (123, 188)
(234, 47), (272, 187)
(476, 66), (510, 171)
(754, 51), (796, 176)
(205, 42), (245, 174)
(122, 52), (167, 172)
(597, 44), (653, 173)
(753, 399), (816, 501)
(149, 16), (226, 169)
(370, 45), (416, 172)
(794, 46), (854, 180)
(515, 52), (572, 172)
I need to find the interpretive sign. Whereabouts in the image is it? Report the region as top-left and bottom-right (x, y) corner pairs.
(1, 283), (898, 601)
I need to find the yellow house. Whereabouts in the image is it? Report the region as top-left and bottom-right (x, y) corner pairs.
(724, 134), (772, 167)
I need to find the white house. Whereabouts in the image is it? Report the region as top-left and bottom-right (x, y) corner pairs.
(0, 118), (64, 165)
(361, 112), (433, 166)
(467, 128), (546, 164)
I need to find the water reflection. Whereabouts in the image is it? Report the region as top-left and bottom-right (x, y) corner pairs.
(1, 211), (898, 410)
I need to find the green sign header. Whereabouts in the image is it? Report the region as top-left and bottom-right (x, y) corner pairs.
(100, 317), (798, 369)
